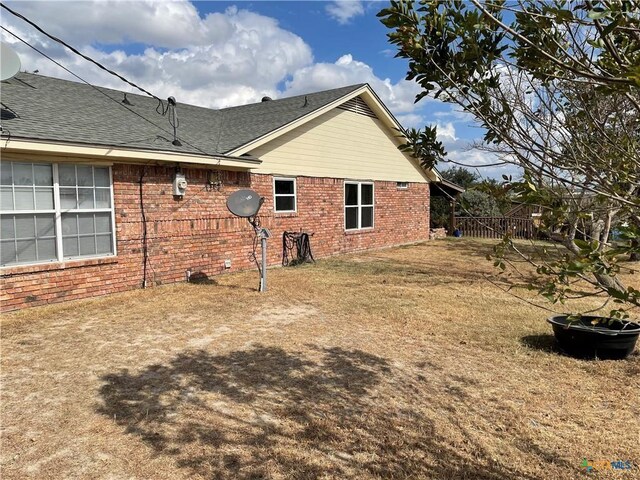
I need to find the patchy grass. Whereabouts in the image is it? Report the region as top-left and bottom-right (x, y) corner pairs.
(1, 238), (639, 479)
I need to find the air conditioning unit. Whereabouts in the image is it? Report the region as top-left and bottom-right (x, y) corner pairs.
(173, 173), (187, 197)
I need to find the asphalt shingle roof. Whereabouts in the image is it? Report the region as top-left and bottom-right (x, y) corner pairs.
(0, 73), (364, 156)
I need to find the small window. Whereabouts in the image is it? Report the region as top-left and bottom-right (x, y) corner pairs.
(273, 177), (296, 213)
(397, 182), (409, 189)
(345, 181), (374, 230)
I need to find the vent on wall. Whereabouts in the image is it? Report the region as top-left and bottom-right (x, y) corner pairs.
(338, 96), (378, 119)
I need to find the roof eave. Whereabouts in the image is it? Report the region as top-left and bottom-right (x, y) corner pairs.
(0, 137), (261, 168)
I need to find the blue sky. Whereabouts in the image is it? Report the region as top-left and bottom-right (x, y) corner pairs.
(1, 0), (513, 178)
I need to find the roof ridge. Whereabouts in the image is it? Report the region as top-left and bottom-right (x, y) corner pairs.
(12, 73), (365, 114)
(217, 83), (367, 113)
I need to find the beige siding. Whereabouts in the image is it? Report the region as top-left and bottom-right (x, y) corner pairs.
(248, 108), (429, 183)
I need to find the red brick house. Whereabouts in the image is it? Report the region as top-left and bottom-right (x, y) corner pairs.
(1, 73), (439, 311)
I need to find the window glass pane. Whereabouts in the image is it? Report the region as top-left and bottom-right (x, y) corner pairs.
(61, 214), (78, 235)
(345, 206), (358, 229)
(361, 184), (373, 205)
(78, 213), (95, 234)
(0, 162), (12, 185)
(63, 237), (79, 257)
(77, 166), (93, 186)
(361, 206), (373, 228)
(96, 234), (112, 254)
(1, 240), (17, 265)
(36, 238), (56, 261)
(79, 236), (96, 256)
(95, 188), (111, 208)
(275, 196), (295, 212)
(16, 239), (37, 263)
(275, 179), (294, 195)
(33, 164), (53, 186)
(58, 165), (76, 186)
(94, 167), (110, 187)
(94, 213), (111, 233)
(60, 188), (77, 209)
(14, 187), (34, 210)
(1, 216), (15, 239)
(15, 215), (35, 238)
(35, 188), (54, 210)
(78, 188), (94, 209)
(35, 214), (55, 237)
(345, 183), (358, 206)
(13, 163), (33, 186)
(1, 187), (14, 210)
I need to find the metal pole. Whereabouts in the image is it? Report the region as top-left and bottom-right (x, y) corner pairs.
(260, 236), (267, 292)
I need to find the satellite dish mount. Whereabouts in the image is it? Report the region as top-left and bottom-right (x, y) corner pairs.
(0, 42), (21, 81)
(226, 189), (271, 292)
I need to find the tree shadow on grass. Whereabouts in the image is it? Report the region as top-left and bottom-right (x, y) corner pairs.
(97, 345), (540, 479)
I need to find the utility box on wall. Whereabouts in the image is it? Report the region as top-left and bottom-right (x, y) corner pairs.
(173, 173), (187, 197)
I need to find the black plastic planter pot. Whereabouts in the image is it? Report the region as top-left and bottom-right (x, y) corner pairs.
(547, 316), (640, 359)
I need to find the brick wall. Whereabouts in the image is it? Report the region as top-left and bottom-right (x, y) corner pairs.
(1, 164), (430, 311)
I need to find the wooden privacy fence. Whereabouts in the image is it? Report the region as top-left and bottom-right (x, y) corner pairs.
(454, 216), (535, 239)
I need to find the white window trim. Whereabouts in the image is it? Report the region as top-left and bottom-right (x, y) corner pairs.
(397, 182), (409, 190)
(1, 161), (117, 268)
(344, 181), (374, 231)
(273, 177), (297, 213)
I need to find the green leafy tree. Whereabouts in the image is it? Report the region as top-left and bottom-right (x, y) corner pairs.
(441, 166), (478, 189)
(379, 0), (640, 317)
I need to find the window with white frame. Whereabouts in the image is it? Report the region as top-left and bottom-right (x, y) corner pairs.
(345, 181), (374, 230)
(0, 161), (115, 266)
(273, 177), (296, 213)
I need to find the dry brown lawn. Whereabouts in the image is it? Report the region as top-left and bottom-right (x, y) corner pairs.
(1, 238), (639, 480)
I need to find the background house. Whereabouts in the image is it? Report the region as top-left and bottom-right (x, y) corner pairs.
(1, 73), (438, 310)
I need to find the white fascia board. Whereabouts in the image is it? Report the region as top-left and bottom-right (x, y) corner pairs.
(1, 138), (260, 169)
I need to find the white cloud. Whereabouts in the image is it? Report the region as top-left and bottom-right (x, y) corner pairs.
(435, 122), (458, 142)
(283, 54), (424, 114)
(1, 2), (313, 107)
(433, 107), (475, 124)
(0, 1), (434, 123)
(441, 146), (523, 180)
(4, 0), (209, 49)
(395, 114), (424, 129)
(325, 1), (365, 25)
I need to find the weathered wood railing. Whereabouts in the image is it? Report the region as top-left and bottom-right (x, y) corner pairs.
(454, 216), (535, 239)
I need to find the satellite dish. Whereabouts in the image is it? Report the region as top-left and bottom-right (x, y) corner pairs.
(226, 189), (263, 218)
(226, 188), (270, 292)
(0, 43), (21, 81)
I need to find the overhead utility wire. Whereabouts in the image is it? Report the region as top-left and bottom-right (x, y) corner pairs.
(1, 2), (163, 106)
(0, 27), (224, 160)
(0, 26), (179, 142)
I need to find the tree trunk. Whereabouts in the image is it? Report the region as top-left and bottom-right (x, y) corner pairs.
(631, 238), (639, 261)
(594, 271), (627, 296)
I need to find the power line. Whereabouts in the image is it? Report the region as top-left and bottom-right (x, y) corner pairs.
(0, 26), (224, 160)
(1, 2), (163, 105)
(0, 26), (178, 142)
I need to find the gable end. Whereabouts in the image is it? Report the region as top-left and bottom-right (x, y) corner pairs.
(337, 97), (378, 119)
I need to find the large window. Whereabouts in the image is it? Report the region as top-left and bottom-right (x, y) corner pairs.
(273, 177), (296, 213)
(0, 161), (115, 266)
(345, 181), (374, 230)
